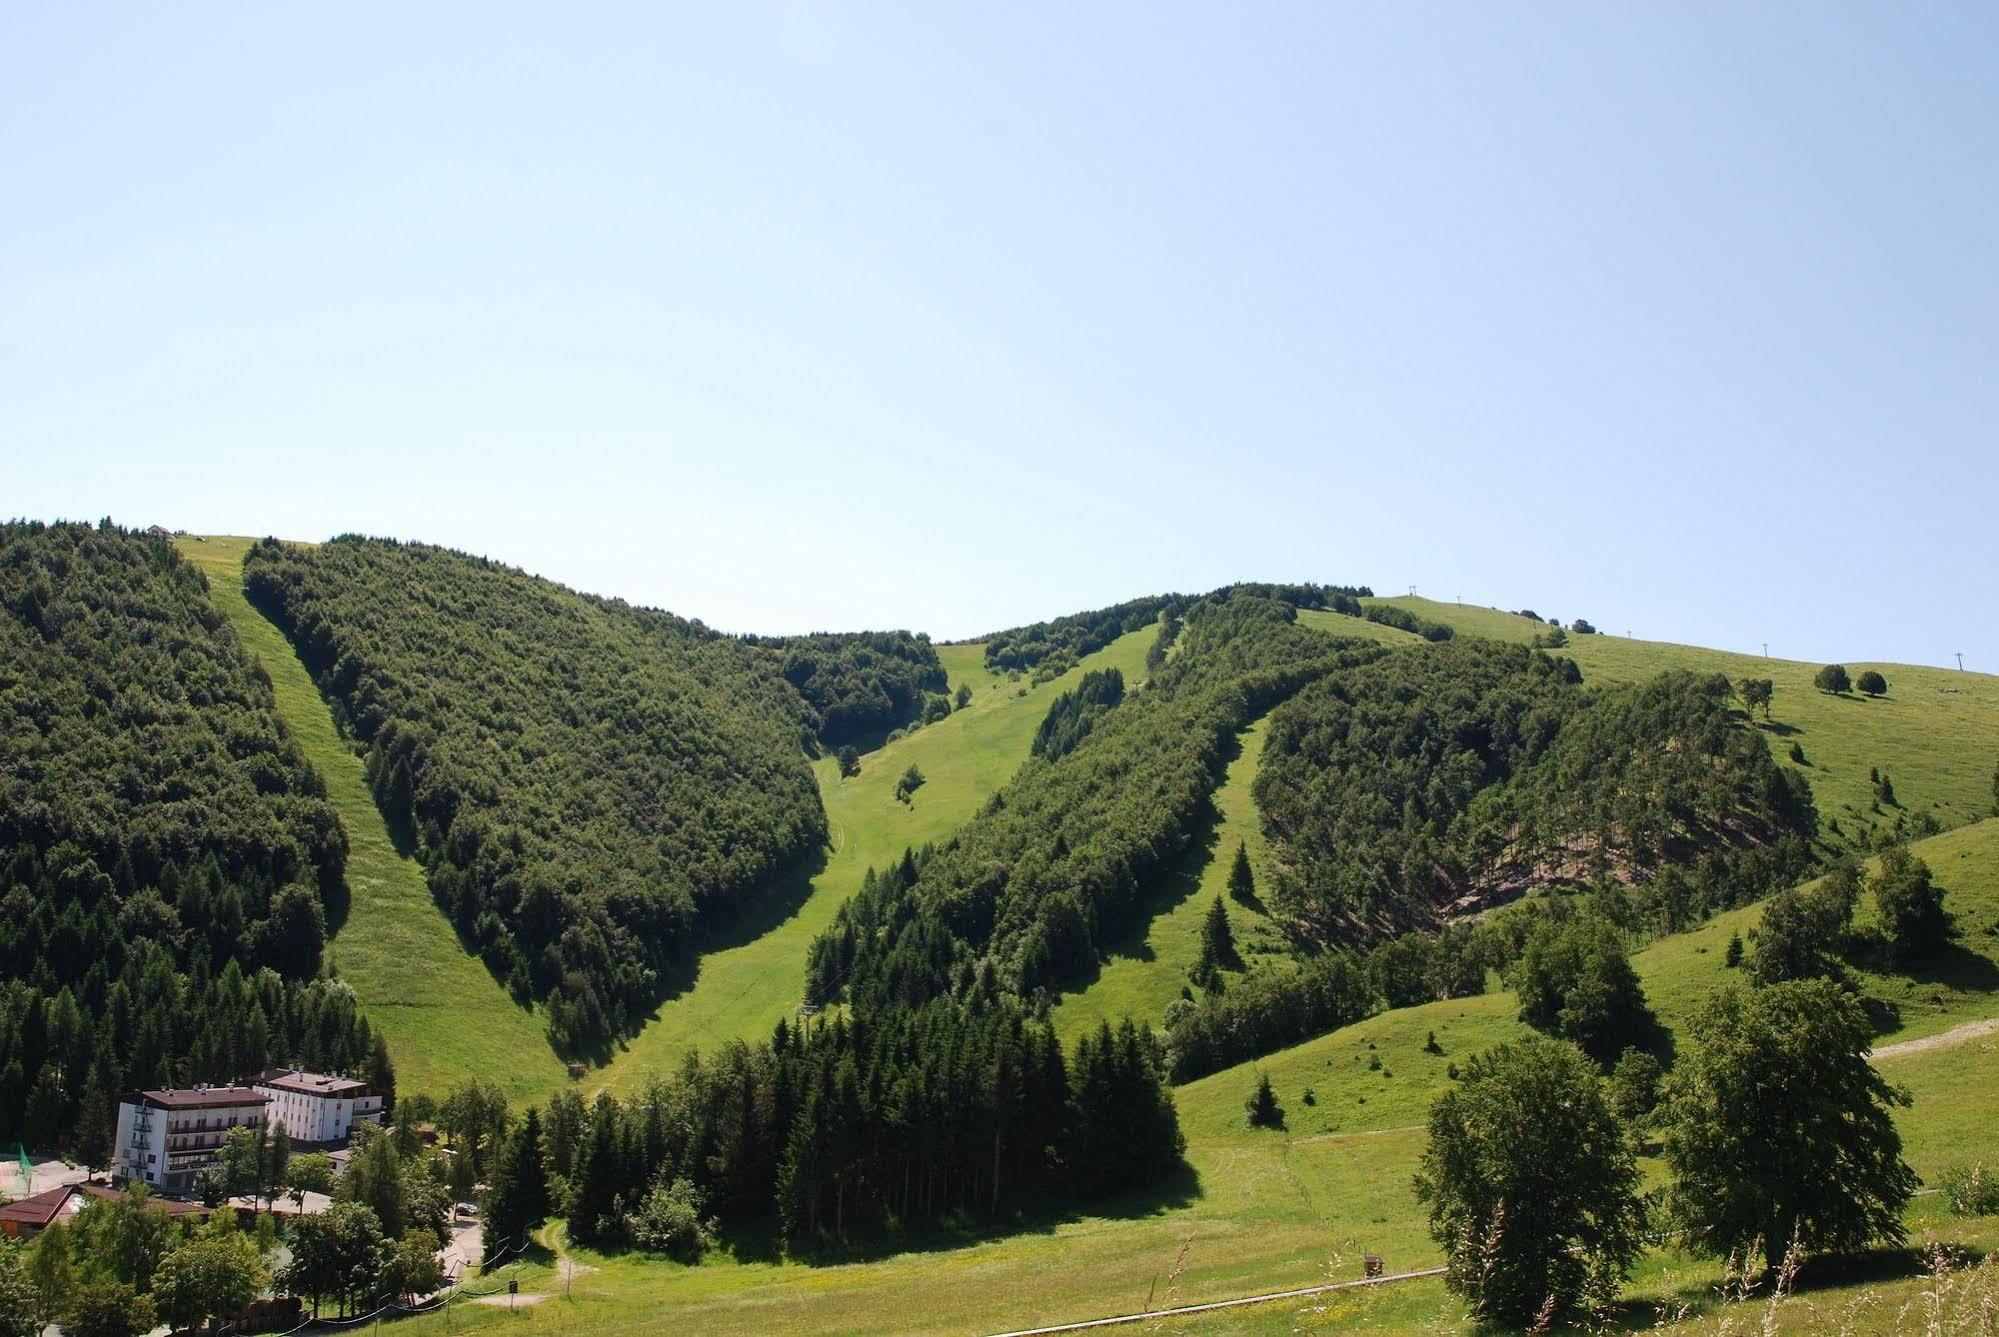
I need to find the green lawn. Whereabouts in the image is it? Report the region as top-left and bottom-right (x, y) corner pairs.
(176, 537), (568, 1105)
(587, 624), (1161, 1098)
(1368, 595), (1999, 839)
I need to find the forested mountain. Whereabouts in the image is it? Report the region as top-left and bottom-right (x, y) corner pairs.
(806, 598), (1389, 1010)
(742, 630), (948, 747)
(0, 521), (384, 1152)
(242, 537), (827, 1054)
(1257, 640), (1817, 941)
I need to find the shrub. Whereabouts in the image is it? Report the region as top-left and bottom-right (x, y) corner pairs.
(1606, 1049), (1663, 1126)
(1815, 663), (1852, 694)
(629, 1176), (715, 1261)
(893, 765), (926, 803)
(1938, 1164), (1999, 1217)
(1856, 670), (1888, 697)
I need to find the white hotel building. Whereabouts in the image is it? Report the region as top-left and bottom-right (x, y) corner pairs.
(251, 1069), (384, 1147)
(113, 1086), (269, 1195)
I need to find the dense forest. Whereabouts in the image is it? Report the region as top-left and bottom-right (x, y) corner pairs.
(1029, 668), (1125, 762)
(510, 1003), (1181, 1254)
(742, 630), (948, 748)
(1255, 641), (1816, 941)
(242, 537), (828, 1054)
(807, 598), (1388, 1011)
(0, 521), (385, 1150)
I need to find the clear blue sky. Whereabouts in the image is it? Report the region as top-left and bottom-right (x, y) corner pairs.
(6, 4), (1995, 668)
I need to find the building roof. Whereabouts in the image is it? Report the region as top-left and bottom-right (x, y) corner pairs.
(252, 1068), (372, 1099)
(126, 1086), (269, 1111)
(0, 1185), (77, 1229)
(77, 1184), (209, 1217)
(0, 1183), (210, 1230)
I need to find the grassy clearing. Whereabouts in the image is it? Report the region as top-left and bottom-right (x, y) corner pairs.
(1051, 716), (1288, 1045)
(588, 625), (1160, 1098)
(1367, 596), (1999, 837)
(1293, 606), (1425, 648)
(175, 537), (567, 1105)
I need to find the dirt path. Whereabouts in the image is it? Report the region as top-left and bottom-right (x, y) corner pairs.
(1870, 1015), (1999, 1060)
(986, 1267), (1448, 1337)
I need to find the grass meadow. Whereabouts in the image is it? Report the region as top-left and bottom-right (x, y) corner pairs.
(1365, 596), (1999, 837)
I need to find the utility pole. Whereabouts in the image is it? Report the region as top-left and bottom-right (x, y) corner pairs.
(1762, 642), (1768, 659)
(1408, 584), (1417, 598)
(1957, 652), (1966, 671)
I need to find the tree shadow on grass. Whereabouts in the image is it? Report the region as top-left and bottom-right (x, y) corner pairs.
(1892, 940), (1999, 997)
(708, 1160), (1206, 1269)
(1620, 1241), (1990, 1327)
(322, 873), (352, 938)
(646, 843), (830, 1006)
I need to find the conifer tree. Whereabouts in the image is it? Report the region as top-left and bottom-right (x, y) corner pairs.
(72, 1040), (120, 1173)
(570, 1096), (626, 1244)
(1245, 1071), (1284, 1128)
(1227, 841), (1256, 903)
(1198, 897), (1235, 975)
(485, 1107), (549, 1259)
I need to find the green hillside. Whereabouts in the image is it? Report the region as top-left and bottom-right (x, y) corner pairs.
(22, 551), (1998, 1334)
(394, 820), (1999, 1337)
(590, 623), (1159, 1096)
(178, 536), (568, 1103)
(241, 536), (826, 1055)
(1368, 595), (1999, 837)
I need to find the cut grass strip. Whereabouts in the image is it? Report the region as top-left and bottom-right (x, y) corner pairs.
(178, 537), (568, 1104)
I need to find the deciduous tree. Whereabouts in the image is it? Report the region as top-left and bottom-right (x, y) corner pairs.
(1661, 980), (1915, 1267)
(1872, 844), (1953, 963)
(1413, 1038), (1643, 1323)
